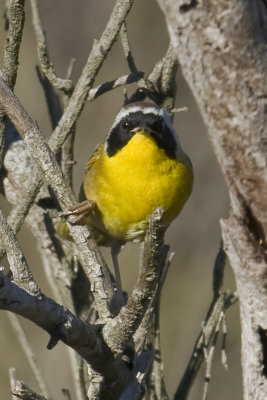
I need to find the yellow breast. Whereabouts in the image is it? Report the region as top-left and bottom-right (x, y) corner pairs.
(83, 133), (193, 241)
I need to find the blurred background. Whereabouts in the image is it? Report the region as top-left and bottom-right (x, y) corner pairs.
(0, 1), (242, 399)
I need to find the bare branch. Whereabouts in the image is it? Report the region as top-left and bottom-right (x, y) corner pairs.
(158, 44), (178, 112)
(0, 209), (40, 295)
(49, 0), (135, 151)
(0, 75), (115, 320)
(0, 0), (135, 264)
(126, 43), (178, 110)
(103, 208), (168, 353)
(0, 272), (131, 394)
(0, 167), (43, 261)
(30, 0), (73, 93)
(0, 0), (25, 167)
(174, 292), (237, 400)
(61, 58), (76, 185)
(87, 72), (143, 102)
(120, 22), (139, 74)
(2, 0), (25, 87)
(201, 311), (224, 400)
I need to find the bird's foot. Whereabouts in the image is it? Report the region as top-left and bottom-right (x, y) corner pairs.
(58, 200), (96, 222)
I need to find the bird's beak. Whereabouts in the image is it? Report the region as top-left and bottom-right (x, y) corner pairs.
(131, 126), (152, 134)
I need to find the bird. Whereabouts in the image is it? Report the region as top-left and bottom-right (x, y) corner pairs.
(59, 101), (193, 305)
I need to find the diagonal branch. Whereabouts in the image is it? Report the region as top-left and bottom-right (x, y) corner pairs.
(0, 272), (131, 393)
(49, 0), (135, 151)
(0, 0), (135, 264)
(0, 74), (114, 321)
(87, 71), (143, 102)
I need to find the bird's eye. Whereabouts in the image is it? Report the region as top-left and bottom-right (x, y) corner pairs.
(121, 120), (132, 131)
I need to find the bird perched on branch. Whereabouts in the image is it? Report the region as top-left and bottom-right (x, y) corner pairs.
(59, 102), (193, 305)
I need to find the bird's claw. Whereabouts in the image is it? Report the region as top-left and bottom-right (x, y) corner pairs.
(58, 200), (96, 222)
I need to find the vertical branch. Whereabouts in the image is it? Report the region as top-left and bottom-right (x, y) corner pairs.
(159, 44), (178, 113)
(0, 0), (25, 167)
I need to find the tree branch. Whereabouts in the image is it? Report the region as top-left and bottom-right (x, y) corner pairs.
(0, 272), (131, 396)
(0, 0), (136, 264)
(0, 0), (25, 167)
(49, 0), (135, 151)
(0, 75), (115, 320)
(30, 0), (73, 93)
(0, 210), (40, 296)
(103, 208), (168, 354)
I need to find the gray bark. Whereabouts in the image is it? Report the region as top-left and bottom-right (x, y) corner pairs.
(157, 1), (267, 399)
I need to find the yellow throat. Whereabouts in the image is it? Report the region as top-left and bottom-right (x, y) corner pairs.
(83, 131), (193, 241)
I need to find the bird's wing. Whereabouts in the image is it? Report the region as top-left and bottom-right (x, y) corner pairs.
(85, 142), (104, 172)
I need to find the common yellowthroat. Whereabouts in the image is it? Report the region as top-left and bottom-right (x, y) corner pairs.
(60, 102), (193, 304)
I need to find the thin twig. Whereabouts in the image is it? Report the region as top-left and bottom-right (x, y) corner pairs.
(49, 0), (135, 151)
(125, 43), (178, 109)
(30, 0), (73, 93)
(120, 22), (139, 74)
(7, 313), (52, 399)
(201, 311), (224, 400)
(87, 71), (143, 102)
(174, 292), (237, 400)
(148, 254), (172, 400)
(171, 107), (188, 113)
(173, 242), (231, 400)
(0, 209), (40, 295)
